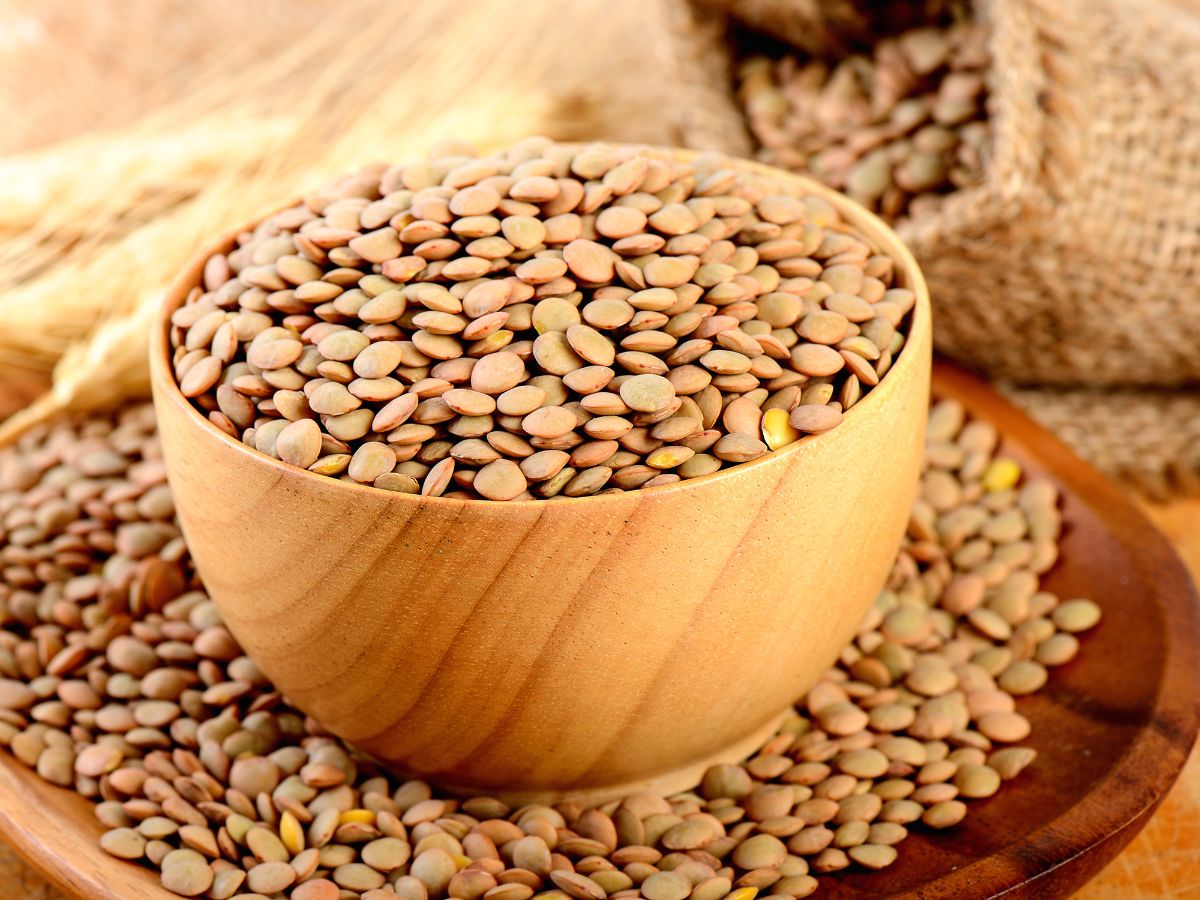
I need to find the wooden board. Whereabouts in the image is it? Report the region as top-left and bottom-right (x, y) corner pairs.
(0, 360), (1196, 899)
(1077, 498), (1200, 899)
(815, 363), (1200, 898)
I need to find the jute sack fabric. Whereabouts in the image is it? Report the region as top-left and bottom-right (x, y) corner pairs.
(1004, 386), (1200, 500)
(680, 0), (1200, 388)
(661, 0), (755, 155)
(668, 0), (1200, 495)
(904, 0), (1200, 388)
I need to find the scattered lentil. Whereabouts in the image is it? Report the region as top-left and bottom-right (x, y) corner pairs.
(0, 396), (1098, 896)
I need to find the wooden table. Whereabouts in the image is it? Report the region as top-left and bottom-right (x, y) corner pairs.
(0, 380), (1197, 898)
(1080, 499), (1200, 899)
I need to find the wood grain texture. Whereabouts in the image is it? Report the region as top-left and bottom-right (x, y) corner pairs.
(149, 157), (934, 803)
(1076, 498), (1200, 900)
(0, 363), (1196, 898)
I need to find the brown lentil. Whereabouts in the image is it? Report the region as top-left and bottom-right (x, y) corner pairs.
(738, 14), (990, 223)
(170, 140), (913, 500)
(0, 395), (1097, 897)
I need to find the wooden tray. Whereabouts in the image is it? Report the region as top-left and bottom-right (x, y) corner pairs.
(0, 361), (1196, 899)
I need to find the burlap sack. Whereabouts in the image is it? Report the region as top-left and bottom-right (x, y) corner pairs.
(1004, 386), (1200, 500)
(666, 0), (1200, 495)
(678, 0), (1200, 388)
(905, 0), (1200, 388)
(661, 0), (755, 155)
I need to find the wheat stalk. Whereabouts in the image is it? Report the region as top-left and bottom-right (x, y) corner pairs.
(0, 0), (693, 442)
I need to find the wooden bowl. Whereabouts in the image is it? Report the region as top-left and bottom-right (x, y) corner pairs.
(149, 151), (933, 804)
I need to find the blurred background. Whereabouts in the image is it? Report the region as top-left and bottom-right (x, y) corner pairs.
(0, 0), (1197, 498)
(0, 3), (1196, 896)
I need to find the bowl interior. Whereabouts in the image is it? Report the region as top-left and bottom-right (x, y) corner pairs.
(150, 148), (932, 510)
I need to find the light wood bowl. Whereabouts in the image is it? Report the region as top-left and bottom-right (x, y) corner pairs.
(149, 151), (932, 804)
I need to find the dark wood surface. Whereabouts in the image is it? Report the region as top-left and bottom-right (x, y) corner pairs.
(0, 361), (1196, 899)
(1082, 501), (1200, 899)
(817, 362), (1200, 898)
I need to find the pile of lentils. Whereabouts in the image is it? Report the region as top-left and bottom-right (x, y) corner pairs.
(0, 400), (1099, 898)
(737, 16), (989, 221)
(169, 138), (915, 501)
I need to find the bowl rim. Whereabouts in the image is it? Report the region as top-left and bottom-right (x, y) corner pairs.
(150, 146), (932, 508)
